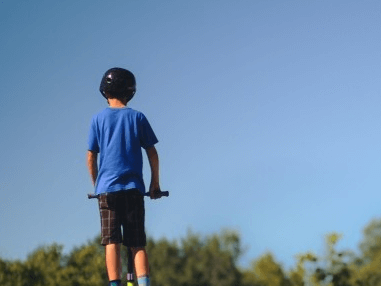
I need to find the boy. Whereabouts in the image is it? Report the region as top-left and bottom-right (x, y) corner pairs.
(87, 67), (159, 286)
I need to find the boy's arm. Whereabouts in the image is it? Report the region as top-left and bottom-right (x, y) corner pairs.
(145, 146), (160, 199)
(87, 150), (98, 186)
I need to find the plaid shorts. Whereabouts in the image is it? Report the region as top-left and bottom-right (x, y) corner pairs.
(98, 189), (146, 247)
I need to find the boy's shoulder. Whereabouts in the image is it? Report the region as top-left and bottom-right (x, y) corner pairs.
(92, 107), (146, 121)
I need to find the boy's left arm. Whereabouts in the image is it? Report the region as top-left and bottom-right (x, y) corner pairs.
(145, 146), (160, 199)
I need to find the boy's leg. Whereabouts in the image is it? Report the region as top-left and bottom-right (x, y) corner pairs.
(105, 243), (122, 281)
(99, 193), (123, 283)
(132, 247), (149, 277)
(122, 191), (149, 285)
(132, 247), (150, 286)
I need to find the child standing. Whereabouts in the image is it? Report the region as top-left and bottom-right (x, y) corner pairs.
(87, 68), (160, 286)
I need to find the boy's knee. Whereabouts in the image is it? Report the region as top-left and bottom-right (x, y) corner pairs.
(131, 246), (146, 254)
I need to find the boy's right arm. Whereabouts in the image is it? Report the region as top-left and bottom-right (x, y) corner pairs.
(145, 146), (160, 199)
(87, 150), (98, 186)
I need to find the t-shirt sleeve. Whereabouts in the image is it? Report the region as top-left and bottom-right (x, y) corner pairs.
(88, 117), (100, 153)
(139, 113), (159, 149)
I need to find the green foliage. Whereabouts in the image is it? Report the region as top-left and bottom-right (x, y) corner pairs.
(242, 253), (290, 286)
(0, 238), (107, 286)
(288, 253), (317, 286)
(62, 236), (107, 286)
(350, 219), (381, 286)
(147, 229), (242, 286)
(360, 219), (381, 263)
(0, 259), (35, 286)
(5, 218), (381, 286)
(310, 233), (353, 286)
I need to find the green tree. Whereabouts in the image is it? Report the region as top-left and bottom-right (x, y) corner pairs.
(349, 218), (381, 285)
(0, 238), (107, 286)
(242, 253), (290, 286)
(146, 237), (184, 285)
(288, 252), (317, 286)
(62, 236), (107, 286)
(0, 244), (64, 286)
(25, 244), (64, 286)
(14, 226), (381, 286)
(294, 233), (355, 286)
(359, 218), (381, 263)
(148, 229), (242, 286)
(0, 258), (36, 286)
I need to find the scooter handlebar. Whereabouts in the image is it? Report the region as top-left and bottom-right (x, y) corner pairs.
(87, 190), (169, 199)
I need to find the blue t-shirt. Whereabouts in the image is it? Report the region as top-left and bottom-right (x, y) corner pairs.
(88, 107), (158, 195)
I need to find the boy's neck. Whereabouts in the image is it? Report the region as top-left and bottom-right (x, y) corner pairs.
(108, 98), (128, 108)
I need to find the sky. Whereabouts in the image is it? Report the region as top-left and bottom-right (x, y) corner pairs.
(1, 0), (381, 270)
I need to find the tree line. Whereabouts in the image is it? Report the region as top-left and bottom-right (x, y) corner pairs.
(2, 218), (381, 286)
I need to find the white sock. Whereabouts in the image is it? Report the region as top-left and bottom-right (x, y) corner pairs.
(137, 275), (150, 286)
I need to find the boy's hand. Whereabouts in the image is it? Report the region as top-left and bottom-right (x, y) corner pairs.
(149, 181), (161, 199)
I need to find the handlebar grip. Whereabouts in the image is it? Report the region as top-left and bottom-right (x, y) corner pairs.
(160, 191), (169, 197)
(144, 190), (169, 198)
(87, 193), (99, 199)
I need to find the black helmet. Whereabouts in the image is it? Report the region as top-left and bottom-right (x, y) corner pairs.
(99, 68), (136, 101)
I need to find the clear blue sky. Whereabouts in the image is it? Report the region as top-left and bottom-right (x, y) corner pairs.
(1, 0), (381, 269)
